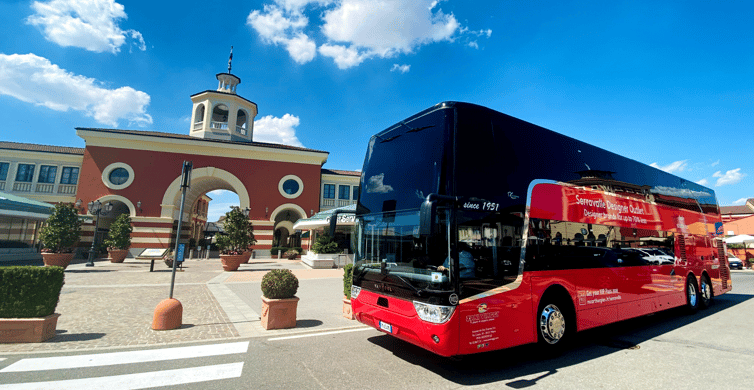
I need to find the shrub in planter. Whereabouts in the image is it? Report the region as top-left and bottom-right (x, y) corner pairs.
(216, 207), (257, 255)
(39, 203), (81, 253)
(342, 263), (354, 320)
(283, 250), (299, 260)
(104, 213), (132, 263)
(270, 247), (281, 257)
(0, 266), (65, 342)
(39, 203), (81, 268)
(261, 269), (299, 299)
(260, 269), (299, 330)
(312, 233), (340, 254)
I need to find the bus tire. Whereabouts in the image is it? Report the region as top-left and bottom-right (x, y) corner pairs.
(699, 274), (712, 309)
(536, 296), (572, 354)
(685, 276), (700, 313)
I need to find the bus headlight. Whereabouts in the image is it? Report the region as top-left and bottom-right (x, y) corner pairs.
(351, 285), (361, 299)
(413, 301), (455, 324)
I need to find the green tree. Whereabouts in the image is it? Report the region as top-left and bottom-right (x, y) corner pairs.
(312, 233), (340, 254)
(216, 207), (256, 254)
(39, 203), (81, 253)
(104, 213), (133, 250)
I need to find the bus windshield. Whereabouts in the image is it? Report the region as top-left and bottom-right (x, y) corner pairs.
(353, 210), (454, 298)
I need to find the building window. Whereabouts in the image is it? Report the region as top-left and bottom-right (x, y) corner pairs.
(0, 162), (9, 181)
(60, 167), (79, 185)
(338, 185), (351, 200)
(352, 186), (359, 200)
(278, 175), (304, 199)
(323, 184), (335, 199)
(15, 164), (35, 182)
(102, 162), (135, 190)
(38, 165), (57, 184)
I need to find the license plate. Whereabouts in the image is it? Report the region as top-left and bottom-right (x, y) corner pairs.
(379, 321), (392, 333)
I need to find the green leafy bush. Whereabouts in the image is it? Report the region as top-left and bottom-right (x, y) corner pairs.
(39, 203), (81, 253)
(343, 263), (353, 299)
(270, 247), (281, 256)
(216, 207), (256, 255)
(261, 269), (299, 299)
(103, 213), (132, 250)
(0, 266), (65, 318)
(312, 233), (340, 254)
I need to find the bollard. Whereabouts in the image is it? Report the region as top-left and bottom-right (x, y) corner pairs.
(152, 298), (183, 330)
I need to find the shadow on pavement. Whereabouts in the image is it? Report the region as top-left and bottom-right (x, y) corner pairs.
(49, 332), (106, 343)
(64, 269), (114, 273)
(296, 320), (324, 328)
(367, 292), (753, 387)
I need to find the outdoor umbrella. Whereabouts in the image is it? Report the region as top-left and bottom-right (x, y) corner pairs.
(725, 234), (754, 248)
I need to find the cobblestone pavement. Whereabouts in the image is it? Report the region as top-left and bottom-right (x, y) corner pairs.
(0, 257), (347, 354)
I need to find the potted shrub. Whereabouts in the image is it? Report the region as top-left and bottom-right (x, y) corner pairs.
(0, 266), (65, 342)
(163, 249), (174, 268)
(260, 269), (299, 330)
(270, 247), (280, 259)
(104, 213), (132, 263)
(39, 203), (81, 269)
(283, 248), (300, 260)
(216, 207), (256, 271)
(342, 263), (354, 320)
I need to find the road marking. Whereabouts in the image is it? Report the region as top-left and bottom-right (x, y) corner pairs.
(268, 327), (372, 341)
(0, 341), (248, 373)
(0, 358), (5, 362)
(0, 362), (243, 390)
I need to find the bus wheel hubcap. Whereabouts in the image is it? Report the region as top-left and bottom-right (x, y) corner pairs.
(701, 280), (710, 302)
(540, 304), (565, 344)
(688, 282), (697, 306)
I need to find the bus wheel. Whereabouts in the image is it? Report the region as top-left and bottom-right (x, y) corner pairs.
(538, 301), (568, 348)
(699, 275), (712, 309)
(685, 276), (699, 313)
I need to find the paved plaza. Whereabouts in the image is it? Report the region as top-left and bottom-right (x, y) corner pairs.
(0, 257), (359, 354)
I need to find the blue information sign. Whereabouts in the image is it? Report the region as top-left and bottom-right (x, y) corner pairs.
(176, 243), (186, 263)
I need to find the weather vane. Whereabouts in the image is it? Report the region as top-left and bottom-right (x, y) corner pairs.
(228, 46), (233, 73)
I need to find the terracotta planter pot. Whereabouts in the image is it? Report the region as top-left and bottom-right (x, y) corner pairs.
(220, 254), (246, 271)
(342, 297), (354, 320)
(261, 296), (299, 330)
(41, 253), (74, 269)
(108, 249), (129, 263)
(242, 251), (252, 264)
(0, 313), (60, 343)
(271, 254), (279, 259)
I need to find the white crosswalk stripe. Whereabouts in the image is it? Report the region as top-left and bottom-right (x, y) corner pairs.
(0, 362), (243, 390)
(0, 341), (249, 372)
(0, 341), (249, 389)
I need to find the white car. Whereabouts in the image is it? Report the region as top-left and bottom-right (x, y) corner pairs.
(727, 255), (744, 270)
(625, 248), (675, 265)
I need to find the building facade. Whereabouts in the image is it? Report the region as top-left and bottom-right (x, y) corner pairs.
(1, 65), (361, 256)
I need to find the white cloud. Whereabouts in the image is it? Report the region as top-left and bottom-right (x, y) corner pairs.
(732, 198), (748, 206)
(390, 64), (410, 73)
(26, 0), (145, 54)
(650, 160), (688, 174)
(713, 168), (746, 187)
(253, 114), (304, 146)
(711, 159), (720, 167)
(366, 173), (394, 193)
(0, 53), (152, 127)
(696, 178), (709, 186)
(248, 0), (489, 69)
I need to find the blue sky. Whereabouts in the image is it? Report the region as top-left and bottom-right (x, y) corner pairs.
(1, 0), (752, 221)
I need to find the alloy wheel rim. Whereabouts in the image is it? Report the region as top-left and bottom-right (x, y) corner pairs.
(539, 304), (565, 344)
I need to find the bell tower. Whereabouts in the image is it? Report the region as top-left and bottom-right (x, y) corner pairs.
(189, 47), (258, 143)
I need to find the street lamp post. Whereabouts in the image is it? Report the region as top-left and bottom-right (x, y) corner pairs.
(87, 200), (113, 267)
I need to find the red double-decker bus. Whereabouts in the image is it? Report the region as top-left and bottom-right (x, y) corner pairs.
(350, 102), (732, 357)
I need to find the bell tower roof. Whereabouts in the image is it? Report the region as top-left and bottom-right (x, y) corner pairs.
(188, 47), (258, 143)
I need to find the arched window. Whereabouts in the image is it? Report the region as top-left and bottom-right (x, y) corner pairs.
(236, 110), (248, 135)
(211, 104), (229, 130)
(193, 104), (205, 131)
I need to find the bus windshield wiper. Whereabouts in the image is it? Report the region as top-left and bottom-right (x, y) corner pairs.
(405, 125), (434, 133)
(379, 134), (402, 143)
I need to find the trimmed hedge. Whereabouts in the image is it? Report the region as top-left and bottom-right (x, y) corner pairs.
(0, 266), (65, 318)
(343, 263), (353, 299)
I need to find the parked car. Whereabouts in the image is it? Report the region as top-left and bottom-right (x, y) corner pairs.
(727, 254), (744, 270)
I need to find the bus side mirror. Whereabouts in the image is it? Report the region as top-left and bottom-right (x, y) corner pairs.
(419, 199), (437, 236)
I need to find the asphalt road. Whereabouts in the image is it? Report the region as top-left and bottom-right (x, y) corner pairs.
(2, 272), (753, 389)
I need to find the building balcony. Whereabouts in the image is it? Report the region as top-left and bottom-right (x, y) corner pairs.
(320, 199), (356, 210)
(35, 183), (54, 193)
(12, 182), (32, 192)
(210, 121), (229, 130)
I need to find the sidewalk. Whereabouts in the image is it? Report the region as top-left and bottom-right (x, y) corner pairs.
(0, 257), (360, 354)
